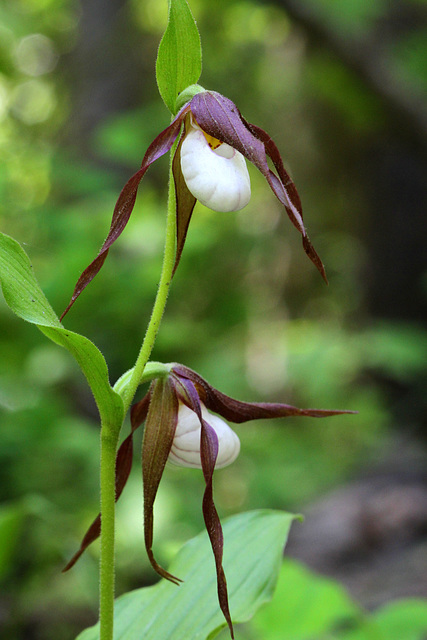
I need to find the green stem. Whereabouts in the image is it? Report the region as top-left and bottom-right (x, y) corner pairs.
(98, 140), (178, 640)
(99, 420), (121, 640)
(121, 141), (178, 416)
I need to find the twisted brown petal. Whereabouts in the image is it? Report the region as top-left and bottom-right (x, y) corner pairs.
(142, 377), (181, 585)
(190, 91), (327, 282)
(174, 375), (234, 639)
(60, 106), (191, 319)
(173, 364), (356, 423)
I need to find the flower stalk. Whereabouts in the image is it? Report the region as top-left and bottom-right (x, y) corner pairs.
(99, 419), (121, 640)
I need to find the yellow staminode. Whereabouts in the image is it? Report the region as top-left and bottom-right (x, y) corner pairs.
(202, 131), (223, 150)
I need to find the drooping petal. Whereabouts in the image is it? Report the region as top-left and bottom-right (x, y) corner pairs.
(60, 105), (191, 319)
(173, 374), (234, 638)
(62, 391), (151, 572)
(189, 91), (327, 282)
(170, 363), (355, 638)
(180, 126), (251, 213)
(168, 401), (240, 469)
(172, 364), (356, 423)
(243, 119), (327, 281)
(200, 418), (234, 639)
(141, 377), (182, 585)
(172, 129), (197, 276)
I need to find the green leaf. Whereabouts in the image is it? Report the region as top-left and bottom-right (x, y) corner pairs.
(250, 558), (427, 640)
(251, 558), (364, 639)
(0, 232), (123, 428)
(373, 600), (427, 640)
(156, 0), (202, 114)
(76, 509), (296, 640)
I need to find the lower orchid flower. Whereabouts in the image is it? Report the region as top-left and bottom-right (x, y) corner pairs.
(61, 86), (327, 319)
(63, 363), (354, 637)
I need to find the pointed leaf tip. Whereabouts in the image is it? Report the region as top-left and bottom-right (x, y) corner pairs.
(156, 0), (202, 114)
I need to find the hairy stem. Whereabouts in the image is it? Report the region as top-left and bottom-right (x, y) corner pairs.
(99, 421), (121, 640)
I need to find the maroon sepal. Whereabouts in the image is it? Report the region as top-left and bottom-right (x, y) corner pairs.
(62, 392), (151, 572)
(189, 91), (327, 283)
(60, 106), (191, 319)
(172, 127), (197, 276)
(172, 364), (356, 423)
(141, 377), (182, 585)
(174, 374), (234, 639)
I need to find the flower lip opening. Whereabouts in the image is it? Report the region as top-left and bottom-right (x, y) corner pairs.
(190, 117), (234, 157)
(201, 129), (235, 159)
(203, 131), (223, 151)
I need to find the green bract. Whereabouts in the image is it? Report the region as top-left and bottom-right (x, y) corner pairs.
(0, 232), (124, 430)
(156, 0), (202, 114)
(175, 82), (205, 112)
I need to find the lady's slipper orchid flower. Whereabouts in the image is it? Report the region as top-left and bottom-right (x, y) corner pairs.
(63, 363), (353, 637)
(61, 88), (327, 319)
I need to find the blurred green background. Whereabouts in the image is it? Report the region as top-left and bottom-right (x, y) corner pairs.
(1, 0), (427, 638)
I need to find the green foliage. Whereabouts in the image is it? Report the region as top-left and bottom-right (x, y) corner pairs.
(217, 561), (427, 640)
(1, 0), (427, 637)
(249, 559), (361, 639)
(367, 600), (427, 640)
(0, 501), (27, 581)
(76, 510), (296, 640)
(0, 232), (124, 429)
(156, 0), (202, 114)
(301, 0), (388, 35)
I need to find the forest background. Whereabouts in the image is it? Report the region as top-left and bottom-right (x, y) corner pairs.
(1, 0), (427, 638)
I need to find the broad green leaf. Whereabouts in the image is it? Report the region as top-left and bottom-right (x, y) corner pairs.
(156, 0), (202, 114)
(251, 558), (363, 640)
(76, 509), (296, 640)
(373, 599), (427, 640)
(250, 558), (427, 640)
(0, 232), (123, 427)
(332, 600), (427, 640)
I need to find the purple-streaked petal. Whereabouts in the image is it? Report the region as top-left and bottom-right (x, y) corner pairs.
(172, 129), (197, 276)
(63, 392), (151, 572)
(173, 374), (234, 638)
(173, 365), (356, 423)
(142, 377), (181, 585)
(200, 418), (234, 639)
(243, 119), (327, 282)
(60, 106), (191, 319)
(190, 91), (327, 282)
